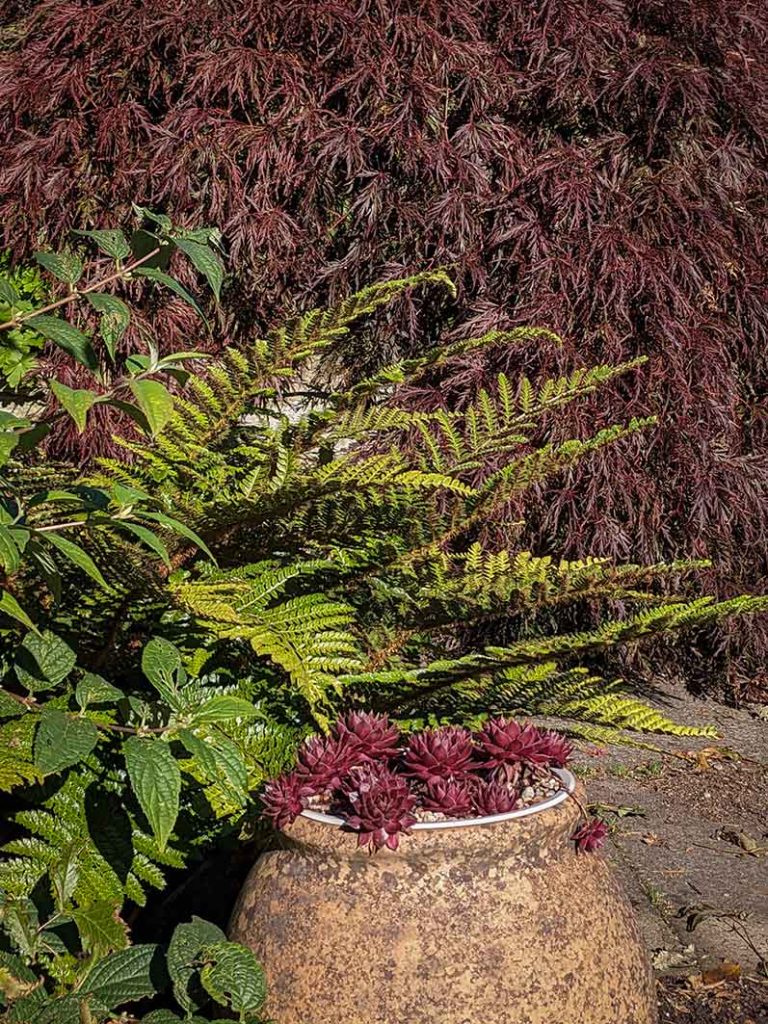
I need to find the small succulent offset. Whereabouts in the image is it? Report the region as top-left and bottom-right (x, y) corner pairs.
(261, 714), (605, 853)
(572, 818), (610, 853)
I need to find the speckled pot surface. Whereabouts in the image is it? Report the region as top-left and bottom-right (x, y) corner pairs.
(229, 775), (657, 1024)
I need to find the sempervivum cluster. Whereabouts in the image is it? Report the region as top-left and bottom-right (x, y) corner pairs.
(336, 764), (417, 851)
(261, 714), (582, 854)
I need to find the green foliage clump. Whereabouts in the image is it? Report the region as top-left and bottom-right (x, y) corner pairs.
(0, 261), (766, 1021)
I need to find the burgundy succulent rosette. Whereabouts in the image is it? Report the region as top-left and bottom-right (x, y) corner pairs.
(261, 713), (606, 853)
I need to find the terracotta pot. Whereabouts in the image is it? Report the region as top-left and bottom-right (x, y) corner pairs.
(229, 770), (657, 1024)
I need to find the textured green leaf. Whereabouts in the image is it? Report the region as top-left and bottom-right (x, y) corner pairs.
(124, 737), (180, 850)
(49, 380), (98, 432)
(44, 532), (108, 589)
(49, 841), (81, 909)
(72, 228), (131, 260)
(33, 708), (98, 775)
(15, 631), (76, 691)
(200, 941), (266, 1016)
(104, 397), (151, 433)
(21, 994), (84, 1024)
(128, 379), (175, 436)
(174, 238), (224, 301)
(138, 511), (216, 562)
(0, 950), (39, 1002)
(0, 591), (36, 631)
(0, 522), (21, 571)
(0, 688), (26, 718)
(71, 901), (129, 957)
(34, 251), (83, 285)
(167, 916), (226, 1012)
(133, 267), (207, 324)
(116, 520), (171, 566)
(81, 943), (166, 1007)
(0, 277), (20, 304)
(131, 205), (172, 233)
(75, 672), (124, 709)
(85, 292), (131, 361)
(26, 315), (97, 371)
(178, 730), (248, 810)
(190, 696), (258, 725)
(141, 637), (181, 688)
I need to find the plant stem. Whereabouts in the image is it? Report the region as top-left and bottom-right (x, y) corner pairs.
(0, 247), (161, 332)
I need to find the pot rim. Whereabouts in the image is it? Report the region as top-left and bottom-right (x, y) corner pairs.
(299, 767), (576, 831)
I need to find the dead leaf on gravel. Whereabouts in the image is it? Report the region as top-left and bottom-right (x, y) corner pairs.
(715, 828), (767, 857)
(641, 831), (662, 845)
(697, 962), (742, 987)
(589, 802), (645, 818)
(683, 746), (741, 772)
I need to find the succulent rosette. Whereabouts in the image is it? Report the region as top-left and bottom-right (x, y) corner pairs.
(402, 726), (475, 783)
(260, 714), (589, 854)
(572, 817), (609, 853)
(338, 764), (417, 851)
(475, 718), (547, 767)
(332, 711), (401, 762)
(471, 779), (519, 816)
(261, 771), (306, 829)
(296, 734), (358, 793)
(422, 779), (475, 818)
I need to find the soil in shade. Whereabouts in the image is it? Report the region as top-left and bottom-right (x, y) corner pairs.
(658, 975), (768, 1023)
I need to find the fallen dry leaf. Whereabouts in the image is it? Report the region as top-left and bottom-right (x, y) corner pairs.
(716, 828), (767, 857)
(683, 745), (740, 772)
(699, 962), (742, 986)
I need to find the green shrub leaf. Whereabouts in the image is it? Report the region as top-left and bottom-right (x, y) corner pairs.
(72, 228), (131, 261)
(138, 511), (216, 562)
(124, 737), (180, 850)
(34, 251), (83, 286)
(167, 916), (226, 1012)
(49, 381), (98, 433)
(26, 315), (97, 371)
(0, 591), (37, 631)
(49, 841), (81, 908)
(15, 631), (76, 691)
(115, 520), (171, 567)
(0, 277), (20, 304)
(85, 292), (131, 361)
(71, 901), (129, 957)
(189, 696), (258, 725)
(0, 523), (22, 572)
(75, 673), (124, 709)
(44, 532), (109, 589)
(200, 941), (266, 1016)
(33, 708), (98, 775)
(81, 943), (166, 1008)
(128, 379), (175, 437)
(133, 267), (207, 324)
(174, 239), (224, 301)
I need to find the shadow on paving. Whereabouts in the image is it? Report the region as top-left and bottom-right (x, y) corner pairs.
(569, 678), (767, 1022)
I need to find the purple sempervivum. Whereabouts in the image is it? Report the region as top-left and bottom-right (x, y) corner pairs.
(402, 726), (475, 783)
(296, 734), (358, 794)
(534, 729), (573, 768)
(572, 818), (609, 853)
(471, 780), (519, 816)
(332, 711), (401, 763)
(261, 771), (306, 830)
(422, 779), (475, 819)
(475, 718), (548, 781)
(340, 764), (417, 852)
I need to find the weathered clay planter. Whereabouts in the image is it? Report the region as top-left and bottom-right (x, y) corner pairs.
(229, 770), (657, 1024)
